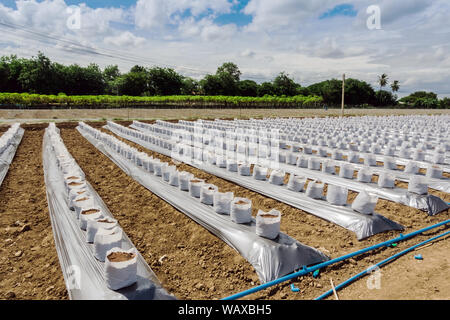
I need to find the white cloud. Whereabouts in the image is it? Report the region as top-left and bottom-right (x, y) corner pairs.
(242, 0), (336, 32)
(0, 0), (449, 97)
(134, 0), (232, 30)
(104, 31), (146, 47)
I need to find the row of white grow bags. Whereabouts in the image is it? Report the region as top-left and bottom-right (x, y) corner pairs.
(128, 120), (449, 215)
(79, 121), (330, 283)
(42, 123), (173, 300)
(0, 123), (25, 188)
(131, 120), (449, 194)
(136, 119), (449, 170)
(215, 116), (450, 155)
(106, 121), (406, 240)
(199, 116), (450, 151)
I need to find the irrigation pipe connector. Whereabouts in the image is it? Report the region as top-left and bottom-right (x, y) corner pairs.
(222, 219), (450, 300)
(314, 229), (450, 300)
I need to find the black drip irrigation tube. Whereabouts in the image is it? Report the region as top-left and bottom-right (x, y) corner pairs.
(222, 219), (450, 300)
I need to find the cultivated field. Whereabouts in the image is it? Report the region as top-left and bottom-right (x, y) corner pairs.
(0, 108), (449, 124)
(0, 117), (449, 300)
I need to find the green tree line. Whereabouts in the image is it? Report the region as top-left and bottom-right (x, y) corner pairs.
(0, 52), (448, 108)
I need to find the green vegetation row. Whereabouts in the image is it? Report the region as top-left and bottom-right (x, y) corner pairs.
(1, 52), (448, 108)
(0, 92), (324, 108)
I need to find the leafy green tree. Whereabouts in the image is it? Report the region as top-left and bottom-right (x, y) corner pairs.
(257, 82), (276, 96)
(199, 74), (223, 95)
(307, 79), (343, 104)
(147, 67), (183, 95)
(17, 52), (55, 94)
(296, 86), (310, 96)
(238, 80), (258, 96)
(439, 97), (450, 109)
(130, 65), (146, 73)
(103, 65), (121, 95)
(181, 77), (199, 95)
(412, 98), (438, 109)
(374, 90), (397, 106)
(344, 78), (375, 106)
(399, 91), (438, 106)
(216, 62), (241, 82)
(273, 72), (297, 96)
(117, 71), (148, 96)
(214, 62), (241, 95)
(103, 65), (121, 82)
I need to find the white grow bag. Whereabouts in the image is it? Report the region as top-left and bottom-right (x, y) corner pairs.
(326, 185), (348, 206)
(255, 209), (281, 240)
(287, 175), (306, 192)
(87, 217), (118, 243)
(105, 248), (138, 291)
(230, 197), (252, 224)
(179, 171), (194, 191)
(378, 172), (395, 188)
(94, 227), (123, 262)
(200, 184), (219, 205)
(213, 192), (234, 215)
(351, 192), (378, 215)
(269, 169), (285, 186)
(189, 178), (205, 198)
(253, 166), (268, 181)
(305, 181), (324, 199)
(408, 176), (428, 195)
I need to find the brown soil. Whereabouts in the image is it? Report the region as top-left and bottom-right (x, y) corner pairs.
(0, 128), (67, 300)
(235, 200), (249, 205)
(260, 214), (279, 219)
(68, 182), (83, 186)
(0, 108), (449, 123)
(81, 209), (100, 215)
(75, 197), (89, 202)
(98, 219), (114, 223)
(107, 252), (136, 263)
(1, 122), (448, 301)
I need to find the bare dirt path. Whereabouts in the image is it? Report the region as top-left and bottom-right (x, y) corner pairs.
(0, 108), (449, 123)
(336, 232), (450, 300)
(0, 127), (67, 300)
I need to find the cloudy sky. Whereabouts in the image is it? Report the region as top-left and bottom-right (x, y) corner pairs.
(0, 0), (449, 97)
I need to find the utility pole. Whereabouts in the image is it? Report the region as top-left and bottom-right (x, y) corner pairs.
(341, 73), (345, 117)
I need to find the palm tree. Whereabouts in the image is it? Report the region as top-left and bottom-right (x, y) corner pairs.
(378, 73), (389, 91)
(391, 80), (400, 93)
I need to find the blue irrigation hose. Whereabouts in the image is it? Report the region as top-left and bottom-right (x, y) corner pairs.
(222, 219), (450, 300)
(314, 229), (450, 300)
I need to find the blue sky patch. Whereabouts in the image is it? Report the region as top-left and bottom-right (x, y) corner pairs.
(319, 3), (357, 19)
(1, 0), (137, 9)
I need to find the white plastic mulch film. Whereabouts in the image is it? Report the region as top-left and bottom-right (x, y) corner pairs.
(42, 124), (174, 300)
(0, 123), (24, 188)
(127, 117), (449, 216)
(77, 122), (330, 283)
(109, 120), (406, 240)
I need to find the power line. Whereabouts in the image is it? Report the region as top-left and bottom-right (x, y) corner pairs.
(0, 20), (271, 81)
